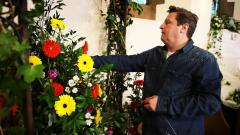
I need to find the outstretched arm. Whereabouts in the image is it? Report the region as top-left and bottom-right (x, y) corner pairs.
(92, 51), (150, 72)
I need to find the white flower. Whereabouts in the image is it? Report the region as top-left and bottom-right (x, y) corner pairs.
(87, 83), (93, 87)
(85, 112), (94, 119)
(86, 119), (92, 126)
(82, 73), (88, 79)
(103, 96), (107, 102)
(72, 87), (78, 93)
(41, 72), (45, 78)
(73, 75), (80, 83)
(65, 87), (71, 93)
(85, 113), (91, 119)
(68, 79), (76, 87)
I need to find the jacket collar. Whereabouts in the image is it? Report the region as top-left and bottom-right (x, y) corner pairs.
(163, 39), (194, 54)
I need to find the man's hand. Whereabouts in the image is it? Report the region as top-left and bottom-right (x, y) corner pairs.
(143, 95), (158, 112)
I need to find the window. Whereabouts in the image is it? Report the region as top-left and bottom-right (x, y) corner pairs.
(132, 0), (147, 5)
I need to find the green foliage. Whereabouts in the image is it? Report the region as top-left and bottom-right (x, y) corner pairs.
(101, 0), (143, 134)
(0, 0), (44, 134)
(17, 64), (45, 83)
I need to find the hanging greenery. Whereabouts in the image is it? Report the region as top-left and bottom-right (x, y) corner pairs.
(207, 14), (239, 59)
(101, 0), (142, 134)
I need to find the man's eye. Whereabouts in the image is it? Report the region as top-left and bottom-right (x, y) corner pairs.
(165, 21), (170, 24)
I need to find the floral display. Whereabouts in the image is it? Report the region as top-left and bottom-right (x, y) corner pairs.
(29, 12), (114, 134)
(125, 73), (144, 135)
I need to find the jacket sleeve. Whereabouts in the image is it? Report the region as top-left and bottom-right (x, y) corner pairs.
(156, 55), (223, 118)
(92, 51), (151, 72)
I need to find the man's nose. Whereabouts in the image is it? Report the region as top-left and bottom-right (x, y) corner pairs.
(160, 23), (164, 29)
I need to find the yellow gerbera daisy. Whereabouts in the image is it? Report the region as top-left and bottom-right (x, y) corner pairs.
(77, 54), (94, 72)
(95, 109), (101, 127)
(50, 18), (66, 30)
(54, 94), (76, 117)
(29, 55), (42, 67)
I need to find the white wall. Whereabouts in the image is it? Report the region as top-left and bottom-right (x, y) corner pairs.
(59, 0), (109, 55)
(28, 0), (109, 55)
(126, 0), (212, 53)
(233, 0), (240, 20)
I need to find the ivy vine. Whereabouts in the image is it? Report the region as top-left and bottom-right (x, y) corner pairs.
(101, 0), (142, 134)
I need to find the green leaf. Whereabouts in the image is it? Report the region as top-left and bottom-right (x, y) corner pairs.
(75, 119), (86, 126)
(77, 100), (86, 108)
(17, 64), (44, 83)
(85, 88), (91, 97)
(13, 40), (31, 54)
(0, 33), (17, 61)
(75, 95), (85, 101)
(91, 64), (113, 77)
(114, 120), (121, 128)
(78, 48), (82, 56)
(0, 77), (29, 92)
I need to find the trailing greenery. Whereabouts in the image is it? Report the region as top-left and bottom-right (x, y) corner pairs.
(207, 14), (239, 59)
(102, 0), (142, 134)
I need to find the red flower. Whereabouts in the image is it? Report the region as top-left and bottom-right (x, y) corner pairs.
(134, 80), (144, 86)
(50, 82), (64, 96)
(91, 84), (99, 98)
(82, 41), (88, 54)
(42, 39), (61, 58)
(129, 127), (136, 135)
(130, 100), (140, 109)
(10, 103), (18, 116)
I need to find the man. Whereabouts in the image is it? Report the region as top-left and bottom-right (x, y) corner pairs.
(93, 6), (222, 135)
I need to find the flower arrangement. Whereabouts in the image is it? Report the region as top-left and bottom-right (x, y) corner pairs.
(26, 1), (115, 134)
(30, 16), (115, 134)
(124, 72), (143, 135)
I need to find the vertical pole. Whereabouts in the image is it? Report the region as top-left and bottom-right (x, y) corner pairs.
(18, 0), (34, 134)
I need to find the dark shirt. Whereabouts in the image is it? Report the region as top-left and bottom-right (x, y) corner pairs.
(93, 39), (222, 135)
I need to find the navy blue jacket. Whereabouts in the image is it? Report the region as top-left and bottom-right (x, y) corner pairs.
(93, 40), (222, 135)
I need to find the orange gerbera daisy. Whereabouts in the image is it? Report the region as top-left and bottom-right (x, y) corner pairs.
(42, 39), (61, 58)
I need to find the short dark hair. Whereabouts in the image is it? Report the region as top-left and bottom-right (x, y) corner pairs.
(168, 5), (198, 38)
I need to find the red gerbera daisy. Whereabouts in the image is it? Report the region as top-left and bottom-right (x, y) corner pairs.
(42, 39), (61, 58)
(50, 82), (64, 96)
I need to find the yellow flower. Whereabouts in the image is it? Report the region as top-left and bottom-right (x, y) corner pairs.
(95, 109), (101, 127)
(50, 18), (66, 30)
(98, 84), (102, 97)
(29, 55), (42, 67)
(137, 122), (143, 135)
(54, 94), (76, 117)
(77, 54), (94, 72)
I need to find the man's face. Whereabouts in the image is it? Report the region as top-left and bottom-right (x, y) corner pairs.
(160, 12), (183, 45)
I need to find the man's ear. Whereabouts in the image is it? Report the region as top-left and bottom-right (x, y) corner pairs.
(180, 23), (189, 34)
